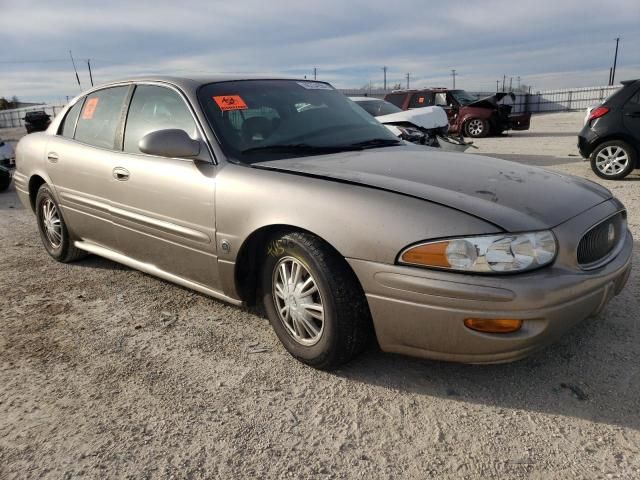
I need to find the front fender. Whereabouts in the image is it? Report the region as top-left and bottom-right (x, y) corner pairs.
(214, 163), (500, 297)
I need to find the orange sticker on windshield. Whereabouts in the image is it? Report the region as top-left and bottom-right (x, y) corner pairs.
(82, 97), (99, 119)
(213, 95), (248, 111)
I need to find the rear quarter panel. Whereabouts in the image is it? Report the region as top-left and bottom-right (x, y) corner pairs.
(14, 132), (52, 209)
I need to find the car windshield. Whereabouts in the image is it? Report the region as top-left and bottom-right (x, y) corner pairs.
(198, 80), (401, 163)
(354, 99), (403, 117)
(449, 90), (479, 106)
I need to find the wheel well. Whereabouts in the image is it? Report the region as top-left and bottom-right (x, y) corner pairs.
(233, 225), (349, 306)
(28, 175), (46, 212)
(590, 136), (639, 166)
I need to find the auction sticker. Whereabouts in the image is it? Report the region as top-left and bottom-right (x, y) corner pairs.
(213, 95), (248, 111)
(82, 97), (99, 120)
(297, 81), (333, 90)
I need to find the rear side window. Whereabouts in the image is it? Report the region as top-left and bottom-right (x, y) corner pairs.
(409, 93), (434, 108)
(123, 85), (198, 154)
(59, 100), (84, 138)
(74, 86), (129, 149)
(626, 89), (640, 107)
(385, 93), (406, 108)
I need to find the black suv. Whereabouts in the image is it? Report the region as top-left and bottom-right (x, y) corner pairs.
(579, 79), (640, 180)
(23, 110), (51, 133)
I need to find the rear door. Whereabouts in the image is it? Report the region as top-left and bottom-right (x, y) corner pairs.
(45, 85), (130, 250)
(622, 87), (640, 145)
(111, 83), (220, 289)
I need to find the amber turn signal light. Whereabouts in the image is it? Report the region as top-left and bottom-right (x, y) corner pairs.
(400, 242), (450, 267)
(464, 318), (523, 334)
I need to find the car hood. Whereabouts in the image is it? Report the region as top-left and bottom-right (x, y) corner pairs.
(466, 92), (515, 109)
(376, 106), (449, 130)
(253, 146), (612, 231)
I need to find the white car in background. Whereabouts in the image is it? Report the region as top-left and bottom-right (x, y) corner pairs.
(350, 96), (471, 152)
(0, 137), (16, 192)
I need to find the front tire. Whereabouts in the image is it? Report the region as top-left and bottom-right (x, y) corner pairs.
(261, 231), (371, 370)
(464, 118), (489, 138)
(590, 140), (636, 180)
(35, 184), (87, 262)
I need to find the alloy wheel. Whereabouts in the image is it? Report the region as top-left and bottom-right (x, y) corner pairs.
(41, 198), (62, 248)
(468, 119), (484, 136)
(595, 146), (629, 176)
(272, 256), (325, 346)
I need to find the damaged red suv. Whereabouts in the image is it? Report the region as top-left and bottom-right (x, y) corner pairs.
(384, 89), (531, 138)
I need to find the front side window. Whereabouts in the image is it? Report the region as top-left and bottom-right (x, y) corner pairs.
(124, 85), (198, 154)
(59, 100), (84, 138)
(198, 80), (400, 164)
(449, 90), (478, 106)
(74, 86), (129, 149)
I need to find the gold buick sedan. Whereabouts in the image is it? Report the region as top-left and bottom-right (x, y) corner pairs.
(14, 76), (632, 369)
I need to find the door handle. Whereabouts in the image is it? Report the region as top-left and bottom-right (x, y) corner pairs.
(47, 152), (59, 162)
(112, 167), (130, 181)
(624, 112), (640, 118)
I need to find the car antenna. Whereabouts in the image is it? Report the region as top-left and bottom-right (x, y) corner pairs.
(69, 50), (82, 90)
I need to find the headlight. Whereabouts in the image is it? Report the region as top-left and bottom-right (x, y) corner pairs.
(399, 231), (557, 273)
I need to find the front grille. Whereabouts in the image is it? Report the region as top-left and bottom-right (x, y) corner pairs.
(577, 211), (626, 267)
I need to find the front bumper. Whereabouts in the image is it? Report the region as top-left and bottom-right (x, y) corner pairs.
(348, 201), (633, 364)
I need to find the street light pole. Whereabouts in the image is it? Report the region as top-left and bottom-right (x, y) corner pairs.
(382, 66), (387, 90)
(451, 69), (456, 89)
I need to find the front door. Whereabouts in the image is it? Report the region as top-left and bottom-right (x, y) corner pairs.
(622, 86), (640, 145)
(110, 84), (220, 289)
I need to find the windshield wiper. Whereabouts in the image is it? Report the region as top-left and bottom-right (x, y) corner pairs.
(242, 138), (402, 155)
(346, 138), (402, 149)
(242, 144), (351, 154)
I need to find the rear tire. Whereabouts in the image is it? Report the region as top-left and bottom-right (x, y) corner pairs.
(464, 118), (489, 138)
(590, 140), (636, 180)
(35, 184), (87, 262)
(261, 231), (372, 370)
(0, 170), (10, 192)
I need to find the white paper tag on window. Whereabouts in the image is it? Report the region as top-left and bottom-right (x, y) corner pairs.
(297, 81), (333, 90)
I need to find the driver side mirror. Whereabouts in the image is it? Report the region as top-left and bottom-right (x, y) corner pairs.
(138, 129), (201, 158)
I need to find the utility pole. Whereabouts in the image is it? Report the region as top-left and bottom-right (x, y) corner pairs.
(517, 76), (521, 91)
(313, 67), (317, 80)
(87, 59), (94, 87)
(496, 80), (499, 92)
(502, 74), (506, 92)
(451, 69), (456, 89)
(406, 72), (410, 89)
(69, 50), (82, 89)
(508, 76), (513, 92)
(382, 66), (387, 90)
(611, 37), (620, 85)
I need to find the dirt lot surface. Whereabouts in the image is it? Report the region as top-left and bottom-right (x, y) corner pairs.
(1, 113), (639, 479)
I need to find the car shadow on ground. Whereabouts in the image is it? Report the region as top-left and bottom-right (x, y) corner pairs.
(336, 281), (640, 431)
(504, 132), (579, 138)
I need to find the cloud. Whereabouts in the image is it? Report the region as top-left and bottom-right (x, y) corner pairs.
(1, 0), (638, 101)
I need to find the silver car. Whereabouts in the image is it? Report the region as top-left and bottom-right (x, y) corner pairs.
(14, 76), (632, 369)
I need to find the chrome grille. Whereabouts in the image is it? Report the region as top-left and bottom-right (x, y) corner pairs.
(577, 211), (626, 267)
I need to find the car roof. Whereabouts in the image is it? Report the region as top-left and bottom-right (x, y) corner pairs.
(96, 74), (322, 92)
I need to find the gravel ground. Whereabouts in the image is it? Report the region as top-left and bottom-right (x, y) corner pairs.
(1, 113), (639, 479)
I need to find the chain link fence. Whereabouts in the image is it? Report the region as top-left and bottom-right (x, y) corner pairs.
(0, 104), (66, 129)
(339, 84), (621, 114)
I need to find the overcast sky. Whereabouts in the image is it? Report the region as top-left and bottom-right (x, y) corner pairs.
(1, 0), (639, 103)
